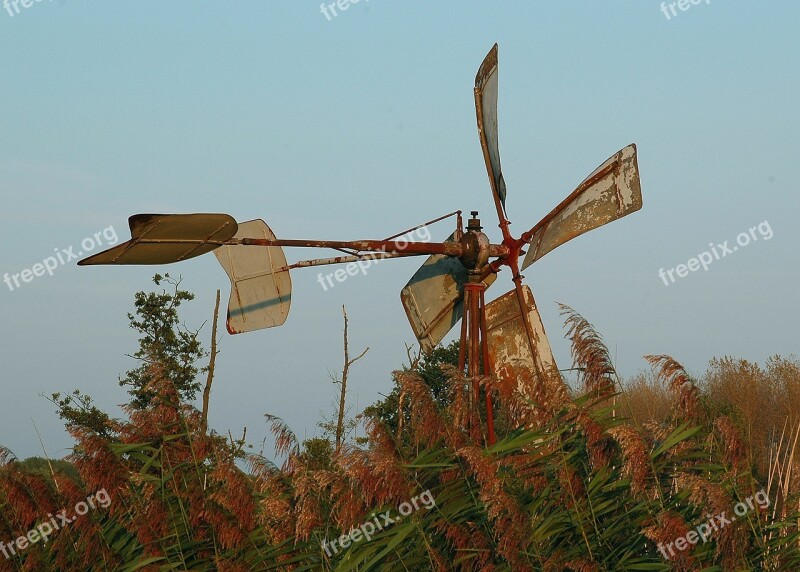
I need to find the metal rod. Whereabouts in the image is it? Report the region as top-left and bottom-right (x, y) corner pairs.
(382, 210), (460, 242)
(281, 251), (418, 272)
(479, 286), (496, 446)
(132, 237), (509, 258)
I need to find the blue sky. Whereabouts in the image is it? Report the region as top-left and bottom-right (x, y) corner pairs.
(1, 1), (798, 459)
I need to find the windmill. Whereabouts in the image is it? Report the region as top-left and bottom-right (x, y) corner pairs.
(79, 44), (642, 445)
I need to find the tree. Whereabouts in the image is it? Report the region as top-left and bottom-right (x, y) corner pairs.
(318, 306), (369, 450)
(120, 273), (207, 408)
(52, 274), (211, 434)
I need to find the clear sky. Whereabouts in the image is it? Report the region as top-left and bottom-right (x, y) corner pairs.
(1, 1), (798, 459)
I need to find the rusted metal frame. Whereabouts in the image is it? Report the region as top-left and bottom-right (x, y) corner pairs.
(516, 160), (618, 248)
(383, 210), (461, 242)
(463, 279), (495, 445)
(240, 238), (471, 256)
(478, 285), (496, 446)
(457, 294), (469, 373)
(242, 238), (511, 259)
(332, 247), (360, 256)
(469, 282), (481, 441)
(280, 251), (418, 272)
(130, 237), (482, 257)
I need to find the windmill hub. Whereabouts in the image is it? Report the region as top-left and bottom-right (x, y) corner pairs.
(458, 211), (491, 271)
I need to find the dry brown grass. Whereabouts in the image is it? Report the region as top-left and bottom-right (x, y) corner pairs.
(620, 370), (673, 427)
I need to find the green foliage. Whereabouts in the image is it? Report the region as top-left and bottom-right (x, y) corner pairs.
(50, 274), (208, 435)
(121, 273), (207, 408)
(16, 456), (81, 484)
(50, 389), (113, 437)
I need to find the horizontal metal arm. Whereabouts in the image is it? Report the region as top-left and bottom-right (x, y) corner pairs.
(238, 237), (466, 256)
(282, 251), (419, 272)
(132, 237), (509, 259)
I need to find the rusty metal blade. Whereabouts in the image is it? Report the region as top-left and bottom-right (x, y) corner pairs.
(486, 285), (558, 405)
(77, 213), (237, 266)
(475, 43), (508, 215)
(521, 144), (642, 270)
(401, 234), (496, 352)
(214, 219), (291, 334)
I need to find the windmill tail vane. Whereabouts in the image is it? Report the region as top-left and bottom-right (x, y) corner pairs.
(79, 44), (643, 447)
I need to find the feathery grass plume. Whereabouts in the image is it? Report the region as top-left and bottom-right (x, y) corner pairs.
(206, 460), (256, 549)
(339, 418), (410, 508)
(246, 453), (278, 482)
(714, 415), (747, 471)
(264, 414), (300, 465)
(675, 472), (747, 564)
(641, 510), (697, 571)
(0, 467), (41, 530)
(289, 470), (325, 541)
(326, 472), (366, 533)
(434, 517), (495, 570)
(557, 463), (586, 510)
(559, 304), (616, 398)
(252, 475), (293, 543)
(606, 425), (652, 495)
(503, 452), (550, 497)
(570, 407), (616, 470)
(442, 366), (472, 439)
(456, 445), (529, 568)
(68, 427), (129, 513)
(395, 371), (450, 449)
(645, 354), (702, 421)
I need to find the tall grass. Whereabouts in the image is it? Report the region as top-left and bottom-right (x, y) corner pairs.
(0, 314), (798, 570)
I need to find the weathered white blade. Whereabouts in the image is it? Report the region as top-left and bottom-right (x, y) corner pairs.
(521, 144), (642, 270)
(78, 213), (237, 266)
(214, 220), (291, 334)
(486, 286), (563, 412)
(475, 43), (507, 213)
(400, 234), (496, 352)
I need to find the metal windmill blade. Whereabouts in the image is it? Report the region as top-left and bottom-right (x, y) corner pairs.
(77, 213), (238, 266)
(474, 43), (507, 217)
(400, 232), (497, 352)
(213, 219), (292, 334)
(520, 144), (642, 270)
(485, 286), (562, 406)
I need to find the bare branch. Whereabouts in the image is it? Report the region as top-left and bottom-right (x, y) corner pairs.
(201, 290), (221, 434)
